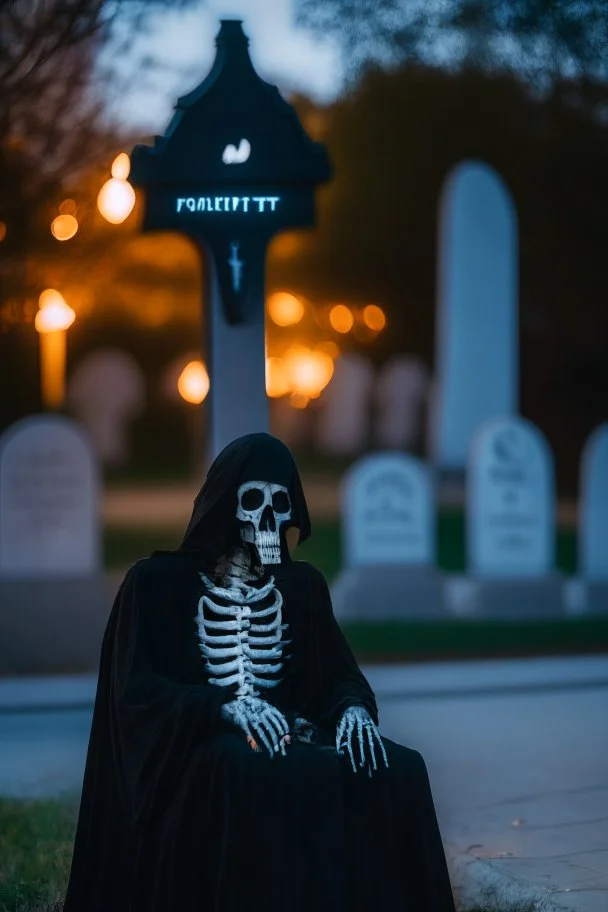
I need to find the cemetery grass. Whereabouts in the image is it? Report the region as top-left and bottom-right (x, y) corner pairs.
(0, 796), (77, 912)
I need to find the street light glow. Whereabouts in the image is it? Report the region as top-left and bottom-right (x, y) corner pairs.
(268, 292), (304, 327)
(283, 345), (334, 399)
(329, 304), (354, 333)
(35, 289), (76, 333)
(97, 177), (136, 224)
(362, 304), (386, 331)
(178, 360), (210, 404)
(51, 213), (79, 241)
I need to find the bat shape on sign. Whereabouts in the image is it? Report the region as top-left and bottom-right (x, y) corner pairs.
(222, 139), (251, 164)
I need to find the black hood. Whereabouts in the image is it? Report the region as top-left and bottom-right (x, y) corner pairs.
(177, 433), (311, 566)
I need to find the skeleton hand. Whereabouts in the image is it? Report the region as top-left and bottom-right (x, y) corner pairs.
(221, 696), (290, 757)
(336, 705), (389, 776)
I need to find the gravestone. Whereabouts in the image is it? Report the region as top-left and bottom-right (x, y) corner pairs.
(131, 19), (330, 459)
(0, 416), (108, 673)
(331, 453), (446, 620)
(315, 353), (374, 455)
(68, 348), (145, 467)
(453, 416), (563, 617)
(431, 160), (518, 475)
(570, 424), (608, 613)
(374, 356), (429, 451)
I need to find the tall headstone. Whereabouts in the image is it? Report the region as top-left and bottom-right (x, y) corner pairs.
(458, 416), (562, 617)
(431, 160), (518, 473)
(68, 348), (145, 467)
(130, 20), (330, 460)
(572, 424), (608, 613)
(315, 354), (374, 456)
(331, 453), (446, 619)
(374, 356), (429, 451)
(0, 416), (108, 673)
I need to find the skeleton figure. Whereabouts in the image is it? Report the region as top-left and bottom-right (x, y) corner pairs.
(196, 475), (387, 772)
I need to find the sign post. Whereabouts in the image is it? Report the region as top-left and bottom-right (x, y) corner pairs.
(131, 19), (330, 457)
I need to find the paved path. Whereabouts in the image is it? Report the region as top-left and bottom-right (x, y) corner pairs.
(1, 656), (606, 911)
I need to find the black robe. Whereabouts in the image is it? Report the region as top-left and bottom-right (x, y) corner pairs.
(63, 435), (456, 912)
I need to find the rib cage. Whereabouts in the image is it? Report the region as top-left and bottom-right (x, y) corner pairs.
(196, 572), (290, 698)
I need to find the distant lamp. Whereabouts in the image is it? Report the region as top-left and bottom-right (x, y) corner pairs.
(284, 345), (334, 401)
(98, 153), (136, 224)
(35, 289), (76, 409)
(362, 304), (386, 331)
(51, 213), (79, 241)
(178, 360), (210, 404)
(268, 292), (305, 327)
(265, 356), (290, 397)
(329, 304), (354, 334)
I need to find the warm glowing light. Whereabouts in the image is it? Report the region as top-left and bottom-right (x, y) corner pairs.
(0, 221), (7, 242)
(268, 292), (304, 327)
(111, 152), (131, 180)
(362, 304), (386, 331)
(329, 304), (354, 334)
(97, 177), (136, 224)
(178, 360), (210, 404)
(51, 213), (78, 241)
(59, 199), (77, 215)
(316, 340), (340, 358)
(271, 233), (303, 259)
(283, 345), (334, 399)
(35, 289), (76, 333)
(290, 392), (310, 409)
(265, 357), (290, 397)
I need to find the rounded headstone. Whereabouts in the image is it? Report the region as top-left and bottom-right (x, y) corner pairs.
(0, 416), (99, 576)
(468, 416), (555, 578)
(579, 423), (608, 580)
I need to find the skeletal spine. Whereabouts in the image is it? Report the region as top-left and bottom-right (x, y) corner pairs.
(196, 572), (289, 698)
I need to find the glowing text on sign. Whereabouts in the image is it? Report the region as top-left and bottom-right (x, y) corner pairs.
(176, 195), (281, 214)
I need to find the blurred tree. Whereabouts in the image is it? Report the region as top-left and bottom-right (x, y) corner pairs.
(298, 0), (608, 101)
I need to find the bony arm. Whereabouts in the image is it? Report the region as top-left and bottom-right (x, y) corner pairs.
(336, 704), (389, 776)
(221, 695), (290, 757)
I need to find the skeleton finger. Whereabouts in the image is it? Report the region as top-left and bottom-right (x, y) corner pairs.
(266, 706), (289, 737)
(365, 723), (378, 772)
(357, 714), (366, 767)
(336, 714), (347, 754)
(375, 729), (389, 769)
(261, 709), (284, 751)
(250, 719), (275, 758)
(344, 714), (357, 773)
(241, 719), (259, 752)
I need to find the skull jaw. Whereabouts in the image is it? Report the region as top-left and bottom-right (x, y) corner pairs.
(240, 526), (282, 565)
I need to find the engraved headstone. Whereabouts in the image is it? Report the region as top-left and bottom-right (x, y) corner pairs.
(570, 424), (608, 613)
(0, 416), (108, 672)
(459, 416), (562, 616)
(331, 453), (445, 619)
(67, 348), (145, 467)
(315, 354), (373, 456)
(431, 160), (518, 473)
(374, 357), (429, 451)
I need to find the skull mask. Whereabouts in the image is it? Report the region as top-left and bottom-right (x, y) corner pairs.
(236, 481), (292, 565)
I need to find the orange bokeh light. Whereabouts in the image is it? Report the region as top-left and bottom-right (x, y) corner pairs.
(283, 345), (334, 399)
(265, 356), (290, 397)
(329, 304), (354, 334)
(111, 152), (131, 180)
(35, 289), (76, 333)
(362, 304), (386, 331)
(51, 213), (78, 241)
(177, 361), (210, 404)
(0, 221), (6, 242)
(97, 177), (136, 224)
(268, 292), (305, 327)
(59, 198), (77, 215)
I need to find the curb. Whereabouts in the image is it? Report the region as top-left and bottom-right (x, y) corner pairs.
(447, 845), (571, 912)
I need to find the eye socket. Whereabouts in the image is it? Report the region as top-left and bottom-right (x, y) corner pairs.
(240, 488), (265, 511)
(272, 490), (290, 514)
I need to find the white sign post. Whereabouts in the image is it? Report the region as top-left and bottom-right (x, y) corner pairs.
(0, 416), (108, 673)
(331, 453), (445, 620)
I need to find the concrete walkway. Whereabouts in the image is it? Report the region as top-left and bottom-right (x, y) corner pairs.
(1, 655), (606, 911)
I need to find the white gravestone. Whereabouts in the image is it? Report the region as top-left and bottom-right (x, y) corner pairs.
(0, 416), (108, 673)
(315, 353), (374, 456)
(431, 160), (518, 473)
(457, 416), (563, 617)
(570, 424), (608, 613)
(68, 348), (145, 467)
(374, 357), (430, 451)
(331, 453), (446, 619)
